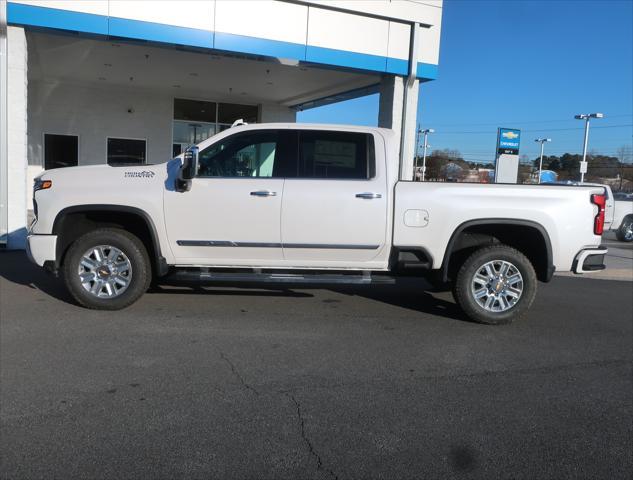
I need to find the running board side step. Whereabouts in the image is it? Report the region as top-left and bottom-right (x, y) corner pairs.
(167, 270), (396, 285)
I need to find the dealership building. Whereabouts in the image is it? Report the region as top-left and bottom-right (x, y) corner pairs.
(0, 0), (443, 248)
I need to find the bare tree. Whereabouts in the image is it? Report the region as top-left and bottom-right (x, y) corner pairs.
(616, 145), (633, 190)
(616, 145), (632, 163)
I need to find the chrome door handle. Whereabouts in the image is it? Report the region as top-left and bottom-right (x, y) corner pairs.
(356, 192), (382, 199)
(250, 190), (277, 197)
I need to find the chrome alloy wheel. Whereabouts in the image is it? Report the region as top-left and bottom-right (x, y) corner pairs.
(623, 220), (633, 241)
(77, 245), (132, 298)
(471, 260), (523, 312)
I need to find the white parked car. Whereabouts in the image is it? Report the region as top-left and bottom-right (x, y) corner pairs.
(27, 123), (608, 325)
(612, 192), (633, 242)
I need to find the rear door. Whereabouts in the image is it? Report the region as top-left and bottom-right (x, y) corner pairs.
(280, 130), (389, 268)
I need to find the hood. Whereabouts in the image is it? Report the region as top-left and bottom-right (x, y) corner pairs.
(36, 161), (178, 186)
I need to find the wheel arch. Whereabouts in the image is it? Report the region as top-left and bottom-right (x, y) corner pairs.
(52, 205), (169, 276)
(441, 219), (554, 283)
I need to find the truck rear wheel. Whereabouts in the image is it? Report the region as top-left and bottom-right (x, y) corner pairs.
(62, 228), (151, 310)
(453, 245), (537, 325)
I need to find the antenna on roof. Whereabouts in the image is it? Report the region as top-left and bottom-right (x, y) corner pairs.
(231, 119), (247, 128)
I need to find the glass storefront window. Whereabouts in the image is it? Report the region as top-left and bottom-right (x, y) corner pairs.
(44, 134), (78, 170)
(172, 99), (259, 156)
(173, 98), (217, 123)
(107, 138), (146, 166)
(218, 103), (258, 125)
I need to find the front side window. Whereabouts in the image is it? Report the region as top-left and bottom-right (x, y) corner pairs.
(298, 131), (374, 179)
(197, 130), (280, 178)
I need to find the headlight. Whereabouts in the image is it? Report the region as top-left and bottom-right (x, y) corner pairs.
(33, 178), (52, 192)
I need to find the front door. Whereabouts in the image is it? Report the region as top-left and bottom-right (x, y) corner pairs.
(281, 130), (389, 268)
(164, 129), (289, 266)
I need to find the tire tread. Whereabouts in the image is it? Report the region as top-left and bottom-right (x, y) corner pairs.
(62, 228), (151, 310)
(453, 244), (537, 325)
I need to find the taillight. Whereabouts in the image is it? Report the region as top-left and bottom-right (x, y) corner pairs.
(591, 193), (606, 235)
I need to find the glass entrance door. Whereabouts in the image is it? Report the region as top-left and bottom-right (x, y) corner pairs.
(173, 120), (217, 147)
(173, 120), (217, 157)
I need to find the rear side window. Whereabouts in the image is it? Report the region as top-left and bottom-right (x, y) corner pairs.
(298, 131), (374, 180)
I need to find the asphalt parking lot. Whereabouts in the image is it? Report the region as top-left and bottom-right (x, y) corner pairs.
(1, 251), (631, 479)
(598, 231), (633, 279)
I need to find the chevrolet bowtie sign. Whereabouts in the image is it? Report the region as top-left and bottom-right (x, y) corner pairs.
(497, 128), (521, 155)
(495, 128), (521, 184)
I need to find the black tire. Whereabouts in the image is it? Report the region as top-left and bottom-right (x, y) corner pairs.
(615, 216), (633, 242)
(62, 228), (151, 310)
(453, 245), (537, 325)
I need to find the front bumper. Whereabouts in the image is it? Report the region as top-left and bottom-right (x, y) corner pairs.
(572, 247), (608, 274)
(26, 234), (57, 267)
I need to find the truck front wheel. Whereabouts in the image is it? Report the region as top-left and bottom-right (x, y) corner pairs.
(62, 228), (151, 310)
(453, 245), (537, 325)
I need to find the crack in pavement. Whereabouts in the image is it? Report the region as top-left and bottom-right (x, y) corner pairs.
(216, 353), (339, 478)
(285, 393), (339, 480)
(219, 351), (260, 396)
(218, 353), (338, 477)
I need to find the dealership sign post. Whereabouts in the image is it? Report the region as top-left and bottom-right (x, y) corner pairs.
(494, 128), (521, 184)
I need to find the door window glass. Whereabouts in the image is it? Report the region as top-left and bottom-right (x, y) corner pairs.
(198, 131), (280, 178)
(298, 131), (374, 179)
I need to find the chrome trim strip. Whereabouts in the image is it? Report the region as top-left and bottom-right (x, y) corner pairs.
(176, 241), (379, 250)
(283, 243), (379, 250)
(177, 240), (281, 248)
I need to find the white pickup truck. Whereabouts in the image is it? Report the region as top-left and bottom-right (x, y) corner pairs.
(27, 123), (608, 324)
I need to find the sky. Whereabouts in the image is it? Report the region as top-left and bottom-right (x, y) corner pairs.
(298, 0), (633, 163)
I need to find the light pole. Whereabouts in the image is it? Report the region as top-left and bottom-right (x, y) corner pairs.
(534, 138), (551, 184)
(420, 128), (434, 181)
(574, 113), (604, 183)
(414, 125), (421, 179)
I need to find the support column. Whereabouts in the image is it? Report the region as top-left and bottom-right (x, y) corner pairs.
(6, 25), (27, 249)
(378, 75), (419, 181)
(0, 1), (7, 246)
(259, 104), (297, 123)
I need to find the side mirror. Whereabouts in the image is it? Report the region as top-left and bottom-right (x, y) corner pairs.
(181, 146), (199, 180)
(176, 146), (199, 192)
